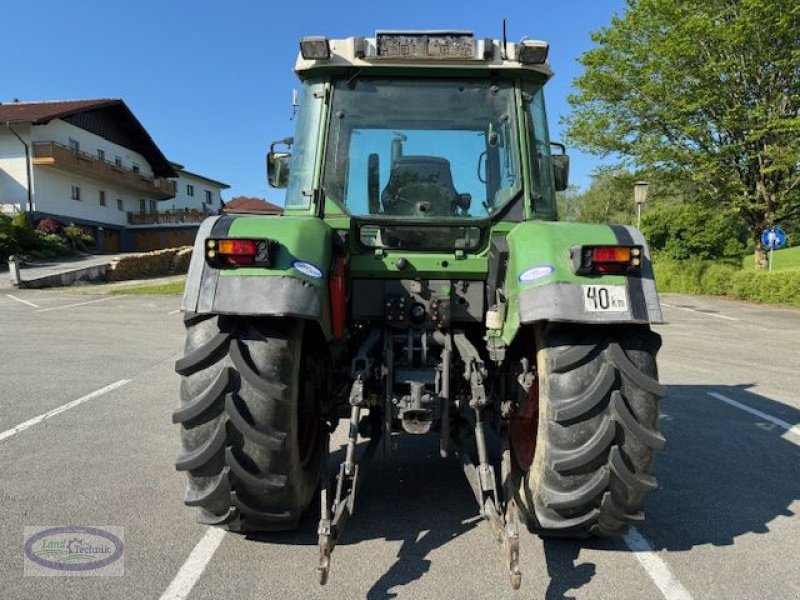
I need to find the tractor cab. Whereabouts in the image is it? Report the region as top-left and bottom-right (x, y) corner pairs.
(269, 31), (569, 244)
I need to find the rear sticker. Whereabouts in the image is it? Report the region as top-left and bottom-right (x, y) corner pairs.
(583, 285), (628, 312)
(292, 260), (323, 280)
(519, 265), (555, 283)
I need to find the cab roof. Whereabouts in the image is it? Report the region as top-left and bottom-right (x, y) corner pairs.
(294, 32), (553, 80)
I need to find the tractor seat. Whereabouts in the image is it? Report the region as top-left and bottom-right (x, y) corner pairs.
(381, 156), (460, 217)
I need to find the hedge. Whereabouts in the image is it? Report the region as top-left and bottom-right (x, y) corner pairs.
(653, 259), (800, 307)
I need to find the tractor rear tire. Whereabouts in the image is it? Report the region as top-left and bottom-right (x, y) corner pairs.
(514, 323), (666, 537)
(173, 314), (323, 532)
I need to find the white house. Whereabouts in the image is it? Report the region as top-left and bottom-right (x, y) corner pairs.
(167, 163), (230, 213)
(0, 99), (227, 252)
(124, 162), (230, 252)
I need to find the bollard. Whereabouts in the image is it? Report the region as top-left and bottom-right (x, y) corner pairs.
(7, 255), (22, 288)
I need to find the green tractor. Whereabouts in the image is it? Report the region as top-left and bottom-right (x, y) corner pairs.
(174, 31), (665, 588)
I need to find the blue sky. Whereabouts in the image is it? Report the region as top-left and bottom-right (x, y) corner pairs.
(2, 0), (626, 202)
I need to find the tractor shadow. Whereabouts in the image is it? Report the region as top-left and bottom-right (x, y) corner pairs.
(354, 438), (482, 600)
(246, 435), (481, 598)
(638, 383), (800, 552)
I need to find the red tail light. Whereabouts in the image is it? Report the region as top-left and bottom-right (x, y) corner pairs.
(205, 238), (278, 268)
(571, 245), (642, 276)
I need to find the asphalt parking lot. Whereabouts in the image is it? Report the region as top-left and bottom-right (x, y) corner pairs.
(0, 289), (798, 599)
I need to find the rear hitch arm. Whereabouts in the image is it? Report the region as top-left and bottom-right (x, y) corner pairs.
(451, 332), (522, 589)
(317, 375), (381, 585)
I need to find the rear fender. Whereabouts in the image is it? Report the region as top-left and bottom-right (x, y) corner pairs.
(182, 215), (332, 326)
(500, 221), (662, 345)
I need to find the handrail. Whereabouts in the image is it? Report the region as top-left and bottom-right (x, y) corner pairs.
(32, 141), (176, 198)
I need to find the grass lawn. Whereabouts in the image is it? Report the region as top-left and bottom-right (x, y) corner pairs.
(110, 277), (186, 295)
(741, 245), (800, 270)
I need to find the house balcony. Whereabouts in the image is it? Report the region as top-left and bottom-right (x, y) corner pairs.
(127, 208), (210, 226)
(32, 141), (176, 200)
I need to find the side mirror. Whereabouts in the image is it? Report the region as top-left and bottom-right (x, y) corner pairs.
(267, 152), (291, 188)
(267, 137), (294, 189)
(550, 142), (569, 192)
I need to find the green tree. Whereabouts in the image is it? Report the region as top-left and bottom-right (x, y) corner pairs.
(556, 185), (583, 222)
(574, 169), (638, 225)
(640, 202), (746, 260)
(565, 0), (800, 269)
(568, 168), (690, 226)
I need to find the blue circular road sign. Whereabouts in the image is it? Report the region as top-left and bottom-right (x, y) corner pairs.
(761, 227), (787, 250)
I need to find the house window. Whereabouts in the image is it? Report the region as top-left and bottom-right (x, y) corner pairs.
(117, 198), (123, 211)
(132, 164), (140, 174)
(114, 156), (122, 167)
(204, 190), (212, 204)
(71, 185), (81, 201)
(97, 149), (105, 161)
(99, 190), (106, 206)
(150, 200), (157, 214)
(68, 138), (80, 152)
(186, 184), (194, 196)
(139, 199), (146, 214)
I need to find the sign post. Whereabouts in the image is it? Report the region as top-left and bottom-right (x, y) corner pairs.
(634, 181), (649, 229)
(761, 227), (787, 271)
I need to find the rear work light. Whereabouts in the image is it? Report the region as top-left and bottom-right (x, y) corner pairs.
(205, 238), (278, 268)
(571, 245), (643, 276)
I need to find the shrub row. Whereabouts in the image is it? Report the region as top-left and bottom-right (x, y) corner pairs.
(653, 259), (800, 307)
(1, 213), (92, 261)
(107, 247), (193, 282)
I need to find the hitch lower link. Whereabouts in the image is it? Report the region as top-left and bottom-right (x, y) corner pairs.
(453, 333), (522, 589)
(317, 375), (379, 585)
(456, 382), (522, 590)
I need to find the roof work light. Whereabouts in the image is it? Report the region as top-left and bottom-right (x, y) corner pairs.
(300, 36), (331, 60)
(517, 40), (549, 65)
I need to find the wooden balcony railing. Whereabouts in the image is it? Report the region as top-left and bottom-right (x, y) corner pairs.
(32, 141), (176, 200)
(127, 208), (209, 226)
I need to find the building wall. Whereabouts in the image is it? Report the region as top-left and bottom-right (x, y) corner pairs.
(2, 118), (163, 222)
(164, 171), (225, 212)
(30, 120), (154, 177)
(0, 124), (32, 214)
(33, 167), (155, 228)
(129, 227), (199, 252)
(3, 114), (224, 253)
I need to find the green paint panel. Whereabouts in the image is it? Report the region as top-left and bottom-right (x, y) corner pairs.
(500, 221), (627, 344)
(221, 216), (333, 286)
(507, 221), (624, 287)
(349, 252), (487, 279)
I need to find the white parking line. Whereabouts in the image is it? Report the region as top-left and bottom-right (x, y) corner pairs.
(661, 303), (738, 321)
(159, 527), (226, 600)
(168, 309), (182, 315)
(624, 527), (694, 600)
(5, 294), (40, 308)
(0, 379), (130, 443)
(703, 312), (738, 322)
(35, 295), (126, 313)
(708, 391), (800, 440)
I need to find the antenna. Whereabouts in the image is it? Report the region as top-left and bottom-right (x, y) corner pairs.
(290, 89), (299, 120)
(501, 18), (508, 60)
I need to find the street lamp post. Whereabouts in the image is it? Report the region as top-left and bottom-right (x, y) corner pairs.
(634, 181), (650, 229)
